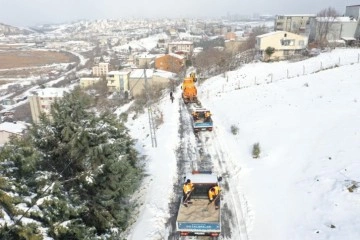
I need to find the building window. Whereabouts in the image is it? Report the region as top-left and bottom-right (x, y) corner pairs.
(281, 39), (295, 46)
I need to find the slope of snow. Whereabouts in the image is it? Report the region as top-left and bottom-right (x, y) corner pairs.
(126, 48), (360, 239)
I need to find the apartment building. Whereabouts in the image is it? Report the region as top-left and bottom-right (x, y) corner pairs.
(346, 5), (360, 19)
(225, 32), (237, 40)
(155, 53), (185, 74)
(0, 121), (28, 146)
(29, 88), (68, 124)
(129, 69), (174, 97)
(79, 77), (101, 89)
(168, 41), (194, 56)
(128, 53), (156, 68)
(255, 31), (308, 61)
(308, 16), (359, 44)
(135, 53), (156, 68)
(106, 70), (131, 94)
(92, 62), (109, 76)
(274, 14), (315, 36)
(129, 69), (154, 97)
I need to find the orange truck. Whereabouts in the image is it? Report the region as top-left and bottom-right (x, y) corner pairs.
(181, 73), (198, 104)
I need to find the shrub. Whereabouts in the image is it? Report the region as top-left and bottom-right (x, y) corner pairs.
(230, 125), (239, 135)
(252, 142), (261, 158)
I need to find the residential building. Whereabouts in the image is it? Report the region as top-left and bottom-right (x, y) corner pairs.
(346, 5), (360, 19)
(168, 41), (194, 57)
(308, 17), (358, 45)
(106, 70), (131, 94)
(274, 14), (315, 36)
(255, 31), (308, 61)
(152, 69), (177, 87)
(129, 69), (154, 97)
(29, 88), (68, 124)
(0, 122), (28, 146)
(129, 69), (175, 97)
(92, 62), (109, 76)
(155, 53), (185, 74)
(345, 5), (360, 42)
(225, 32), (237, 40)
(80, 77), (101, 89)
(131, 53), (156, 68)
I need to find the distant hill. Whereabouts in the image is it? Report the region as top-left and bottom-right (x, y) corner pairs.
(0, 23), (33, 35)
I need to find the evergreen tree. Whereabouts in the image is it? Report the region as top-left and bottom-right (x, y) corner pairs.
(0, 87), (143, 238)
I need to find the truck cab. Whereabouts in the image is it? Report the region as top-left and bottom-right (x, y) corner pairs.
(176, 171), (222, 239)
(181, 73), (198, 104)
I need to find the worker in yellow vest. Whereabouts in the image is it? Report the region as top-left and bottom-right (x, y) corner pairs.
(208, 185), (221, 210)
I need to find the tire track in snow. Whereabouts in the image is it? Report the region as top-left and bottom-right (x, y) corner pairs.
(199, 130), (249, 240)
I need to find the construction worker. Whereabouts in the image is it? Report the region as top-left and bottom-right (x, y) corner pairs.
(183, 179), (194, 206)
(170, 91), (174, 103)
(205, 111), (211, 122)
(208, 185), (221, 210)
(192, 111), (199, 120)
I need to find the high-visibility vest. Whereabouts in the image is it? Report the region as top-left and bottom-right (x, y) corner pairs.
(183, 183), (194, 193)
(208, 186), (220, 200)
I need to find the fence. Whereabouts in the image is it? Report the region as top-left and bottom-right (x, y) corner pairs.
(207, 50), (360, 96)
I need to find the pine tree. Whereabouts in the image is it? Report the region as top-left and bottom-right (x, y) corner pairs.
(0, 87), (143, 238)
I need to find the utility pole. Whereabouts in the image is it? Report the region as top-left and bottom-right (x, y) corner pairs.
(144, 68), (157, 148)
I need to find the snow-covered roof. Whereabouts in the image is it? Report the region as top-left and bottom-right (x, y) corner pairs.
(168, 41), (193, 45)
(341, 37), (356, 41)
(277, 14), (316, 17)
(108, 70), (131, 75)
(153, 69), (176, 79)
(137, 52), (156, 59)
(0, 121), (28, 134)
(31, 88), (68, 98)
(168, 53), (185, 59)
(316, 16), (357, 22)
(129, 69), (153, 79)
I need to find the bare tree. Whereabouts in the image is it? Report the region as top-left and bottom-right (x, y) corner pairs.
(241, 25), (269, 52)
(316, 7), (339, 48)
(193, 48), (232, 77)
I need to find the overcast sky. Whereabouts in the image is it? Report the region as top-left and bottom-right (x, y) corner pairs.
(0, 0), (359, 27)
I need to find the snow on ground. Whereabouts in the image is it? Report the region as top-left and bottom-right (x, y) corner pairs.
(113, 33), (169, 52)
(125, 94), (179, 240)
(126, 48), (360, 240)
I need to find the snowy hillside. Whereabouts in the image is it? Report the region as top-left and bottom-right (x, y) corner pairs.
(125, 48), (360, 240)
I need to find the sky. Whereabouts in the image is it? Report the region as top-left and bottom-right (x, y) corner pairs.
(1, 0), (359, 27)
(120, 47), (360, 239)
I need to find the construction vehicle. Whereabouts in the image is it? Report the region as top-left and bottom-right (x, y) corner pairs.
(181, 72), (198, 104)
(176, 171), (222, 239)
(191, 108), (213, 132)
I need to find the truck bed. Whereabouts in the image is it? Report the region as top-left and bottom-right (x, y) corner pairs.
(176, 198), (220, 232)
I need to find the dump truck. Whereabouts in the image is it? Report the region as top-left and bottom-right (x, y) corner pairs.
(182, 72), (198, 104)
(191, 108), (213, 132)
(176, 171), (222, 239)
